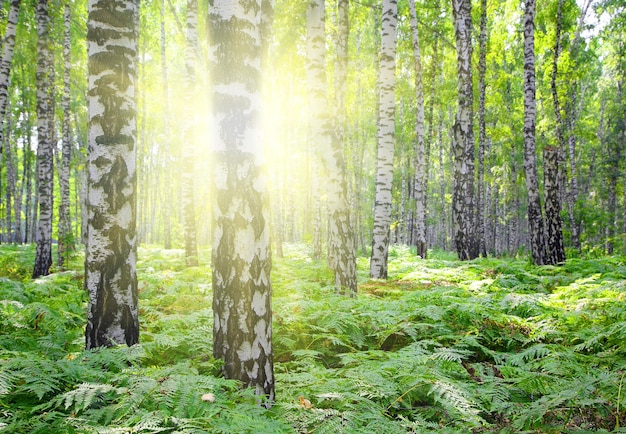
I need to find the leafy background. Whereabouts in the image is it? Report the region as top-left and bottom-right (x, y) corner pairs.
(1, 244), (626, 433)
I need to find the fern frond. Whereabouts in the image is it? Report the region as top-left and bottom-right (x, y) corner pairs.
(63, 383), (122, 413)
(427, 380), (484, 426)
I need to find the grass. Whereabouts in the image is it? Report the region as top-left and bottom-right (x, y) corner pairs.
(1, 243), (626, 432)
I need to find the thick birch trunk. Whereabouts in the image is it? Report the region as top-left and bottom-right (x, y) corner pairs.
(451, 0), (478, 260)
(522, 0), (547, 265)
(209, 0), (274, 404)
(370, 0), (397, 279)
(0, 0), (20, 162)
(85, 0), (140, 348)
(33, 0), (53, 278)
(181, 0), (199, 266)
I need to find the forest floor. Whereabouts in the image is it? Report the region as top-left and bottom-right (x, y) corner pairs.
(1, 243), (626, 433)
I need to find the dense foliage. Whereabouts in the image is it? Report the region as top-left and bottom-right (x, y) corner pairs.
(2, 244), (626, 433)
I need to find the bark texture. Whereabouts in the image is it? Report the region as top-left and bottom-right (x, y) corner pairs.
(209, 0), (274, 404)
(306, 0), (357, 293)
(181, 0), (199, 267)
(477, 0), (488, 257)
(408, 0), (426, 259)
(33, 0), (54, 278)
(522, 0), (547, 265)
(58, 3), (73, 269)
(451, 0), (478, 260)
(544, 145), (566, 263)
(0, 0), (20, 162)
(370, 0), (397, 278)
(85, 0), (140, 348)
(546, 0), (566, 265)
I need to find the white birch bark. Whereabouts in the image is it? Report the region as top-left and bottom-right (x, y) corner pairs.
(451, 0), (478, 260)
(58, 3), (73, 270)
(160, 0), (172, 250)
(306, 0), (356, 293)
(408, 0), (426, 259)
(181, 0), (199, 267)
(370, 0), (397, 279)
(522, 0), (547, 265)
(209, 0), (274, 404)
(0, 0), (20, 165)
(546, 0), (566, 264)
(33, 0), (54, 278)
(477, 0), (488, 257)
(85, 0), (140, 348)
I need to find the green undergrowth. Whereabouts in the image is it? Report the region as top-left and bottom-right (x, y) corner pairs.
(2, 243), (626, 432)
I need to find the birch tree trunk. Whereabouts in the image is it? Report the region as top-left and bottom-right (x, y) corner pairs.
(160, 0), (172, 250)
(0, 0), (20, 165)
(544, 145), (566, 263)
(408, 0), (426, 259)
(477, 0), (488, 257)
(546, 0), (566, 264)
(33, 0), (54, 278)
(370, 0), (397, 279)
(209, 0), (274, 404)
(5, 106), (15, 242)
(522, 0), (547, 265)
(451, 0), (478, 260)
(181, 0), (199, 267)
(305, 0), (356, 293)
(85, 0), (140, 349)
(330, 0), (357, 293)
(58, 3), (73, 270)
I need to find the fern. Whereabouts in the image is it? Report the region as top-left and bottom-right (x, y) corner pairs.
(62, 383), (123, 414)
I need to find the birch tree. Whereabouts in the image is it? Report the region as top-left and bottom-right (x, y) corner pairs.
(306, 0), (356, 293)
(0, 0), (21, 165)
(33, 0), (54, 278)
(181, 0), (199, 267)
(545, 0), (566, 264)
(407, 0), (426, 259)
(477, 0), (488, 257)
(451, 0), (478, 260)
(370, 0), (398, 278)
(84, 0), (140, 348)
(522, 0), (547, 265)
(58, 3), (73, 270)
(209, 0), (274, 404)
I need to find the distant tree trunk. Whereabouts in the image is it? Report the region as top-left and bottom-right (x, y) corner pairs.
(408, 0), (426, 259)
(181, 0), (199, 267)
(5, 107), (15, 243)
(522, 0), (547, 265)
(370, 0), (397, 279)
(33, 0), (54, 278)
(209, 0), (274, 404)
(160, 0), (172, 250)
(58, 3), (73, 270)
(477, 0), (488, 257)
(451, 0), (478, 260)
(23, 108), (33, 244)
(544, 145), (566, 263)
(546, 0), (566, 264)
(85, 0), (140, 349)
(564, 89), (581, 251)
